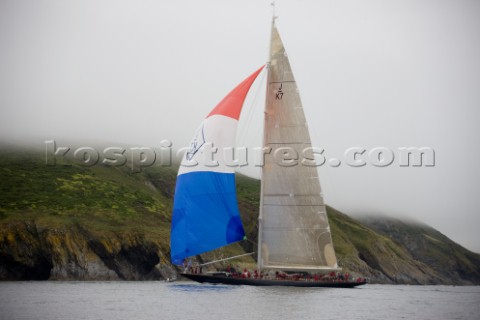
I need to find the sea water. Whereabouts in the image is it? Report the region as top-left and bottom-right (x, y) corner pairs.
(0, 281), (479, 320)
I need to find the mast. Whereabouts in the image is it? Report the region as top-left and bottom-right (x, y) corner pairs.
(257, 5), (277, 272)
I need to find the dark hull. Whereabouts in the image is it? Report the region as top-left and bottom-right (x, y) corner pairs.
(181, 273), (367, 288)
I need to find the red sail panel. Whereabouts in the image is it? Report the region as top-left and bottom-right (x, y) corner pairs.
(207, 66), (264, 120)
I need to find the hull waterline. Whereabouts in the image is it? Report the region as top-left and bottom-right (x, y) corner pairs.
(181, 273), (367, 288)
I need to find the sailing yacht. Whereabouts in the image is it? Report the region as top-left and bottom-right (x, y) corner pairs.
(169, 18), (366, 288)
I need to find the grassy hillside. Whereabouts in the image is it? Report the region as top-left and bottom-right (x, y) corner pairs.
(359, 216), (480, 284)
(0, 147), (170, 235)
(0, 147), (479, 283)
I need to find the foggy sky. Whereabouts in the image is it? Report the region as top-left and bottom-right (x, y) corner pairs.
(1, 0), (479, 253)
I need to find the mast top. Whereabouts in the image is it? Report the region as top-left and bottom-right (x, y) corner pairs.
(271, 1), (278, 23)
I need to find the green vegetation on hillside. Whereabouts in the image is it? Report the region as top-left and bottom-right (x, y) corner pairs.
(0, 148), (172, 234)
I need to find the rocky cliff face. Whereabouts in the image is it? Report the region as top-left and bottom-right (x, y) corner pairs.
(0, 221), (176, 281)
(2, 213), (479, 284)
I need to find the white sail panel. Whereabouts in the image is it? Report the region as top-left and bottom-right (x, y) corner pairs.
(257, 22), (339, 271)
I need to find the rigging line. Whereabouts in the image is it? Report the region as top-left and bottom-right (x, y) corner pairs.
(199, 252), (255, 267)
(262, 204), (325, 207)
(240, 66), (267, 140)
(269, 81), (296, 84)
(245, 237), (257, 247)
(237, 67), (267, 149)
(266, 142), (311, 144)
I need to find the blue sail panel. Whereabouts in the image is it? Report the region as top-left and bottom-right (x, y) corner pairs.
(170, 171), (245, 265)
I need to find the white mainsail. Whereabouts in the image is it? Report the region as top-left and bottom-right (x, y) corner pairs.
(257, 21), (339, 272)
